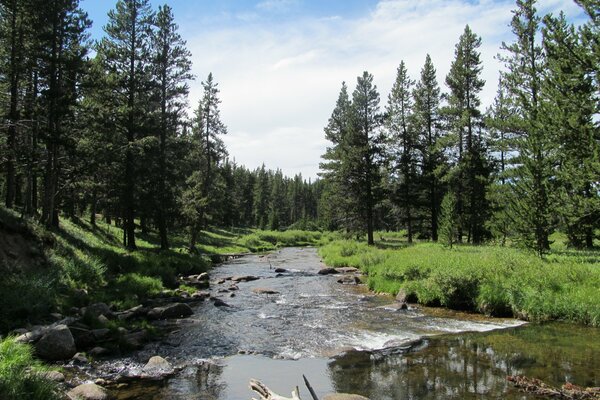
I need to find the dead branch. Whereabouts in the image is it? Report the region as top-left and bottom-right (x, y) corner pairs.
(249, 379), (302, 400)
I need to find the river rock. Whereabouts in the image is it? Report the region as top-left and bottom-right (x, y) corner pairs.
(89, 346), (110, 357)
(35, 324), (76, 361)
(377, 302), (407, 311)
(231, 275), (260, 282)
(228, 285), (239, 291)
(274, 268), (287, 273)
(70, 326), (96, 349)
(147, 303), (193, 320)
(192, 291), (210, 300)
(323, 394), (370, 400)
(142, 356), (174, 379)
(252, 288), (280, 295)
(211, 298), (231, 307)
(41, 370), (65, 382)
(335, 267), (359, 274)
(67, 383), (109, 400)
(318, 268), (339, 275)
(197, 272), (209, 281)
(337, 275), (361, 285)
(83, 303), (114, 320)
(72, 352), (89, 364)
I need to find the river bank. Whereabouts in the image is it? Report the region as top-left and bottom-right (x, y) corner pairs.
(319, 239), (600, 326)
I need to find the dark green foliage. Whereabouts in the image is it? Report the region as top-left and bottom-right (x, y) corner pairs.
(499, 0), (555, 256)
(413, 54), (444, 241)
(320, 73), (383, 245)
(438, 191), (458, 248)
(385, 61), (418, 242)
(443, 25), (490, 244)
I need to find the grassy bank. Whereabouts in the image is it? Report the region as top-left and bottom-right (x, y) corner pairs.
(0, 206), (322, 332)
(319, 237), (600, 326)
(0, 337), (60, 399)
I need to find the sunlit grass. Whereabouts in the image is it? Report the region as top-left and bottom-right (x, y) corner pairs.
(319, 237), (600, 326)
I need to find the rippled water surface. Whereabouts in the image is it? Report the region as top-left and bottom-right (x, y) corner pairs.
(112, 248), (600, 399)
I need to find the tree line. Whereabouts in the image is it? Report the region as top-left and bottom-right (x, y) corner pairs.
(321, 0), (599, 254)
(0, 0), (321, 251)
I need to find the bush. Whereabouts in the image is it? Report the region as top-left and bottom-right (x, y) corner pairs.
(0, 337), (61, 400)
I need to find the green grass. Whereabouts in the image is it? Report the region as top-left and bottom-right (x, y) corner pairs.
(319, 238), (600, 326)
(0, 337), (61, 400)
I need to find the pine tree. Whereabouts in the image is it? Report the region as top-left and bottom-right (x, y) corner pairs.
(181, 73), (227, 250)
(385, 61), (418, 242)
(151, 4), (193, 250)
(439, 191), (458, 248)
(500, 0), (554, 255)
(96, 0), (154, 249)
(413, 54), (444, 241)
(543, 11), (600, 248)
(444, 25), (488, 244)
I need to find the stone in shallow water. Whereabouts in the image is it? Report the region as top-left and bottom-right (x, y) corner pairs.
(67, 383), (109, 400)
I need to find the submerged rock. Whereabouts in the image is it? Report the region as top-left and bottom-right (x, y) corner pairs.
(212, 298), (231, 307)
(274, 267), (287, 273)
(337, 275), (361, 285)
(252, 288), (280, 295)
(231, 275), (260, 282)
(318, 268), (339, 275)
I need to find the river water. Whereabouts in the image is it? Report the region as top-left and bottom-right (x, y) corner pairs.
(111, 247), (600, 399)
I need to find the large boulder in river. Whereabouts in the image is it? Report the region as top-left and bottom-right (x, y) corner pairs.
(67, 383), (109, 400)
(34, 324), (76, 361)
(323, 395), (370, 400)
(147, 303), (193, 320)
(142, 356), (175, 380)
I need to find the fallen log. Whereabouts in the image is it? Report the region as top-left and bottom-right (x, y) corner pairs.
(249, 379), (302, 400)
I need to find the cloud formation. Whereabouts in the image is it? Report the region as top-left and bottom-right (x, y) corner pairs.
(184, 0), (583, 179)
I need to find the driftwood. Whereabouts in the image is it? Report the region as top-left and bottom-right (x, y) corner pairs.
(249, 375), (320, 400)
(507, 375), (600, 399)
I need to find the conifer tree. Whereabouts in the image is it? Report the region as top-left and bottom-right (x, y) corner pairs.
(439, 191), (458, 248)
(97, 0), (154, 249)
(181, 73), (227, 250)
(151, 4), (193, 250)
(499, 0), (554, 255)
(385, 61), (418, 242)
(543, 11), (600, 248)
(444, 25), (488, 244)
(413, 55), (444, 241)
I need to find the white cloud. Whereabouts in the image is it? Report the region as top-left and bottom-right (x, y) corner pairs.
(184, 0), (584, 179)
(256, 0), (299, 13)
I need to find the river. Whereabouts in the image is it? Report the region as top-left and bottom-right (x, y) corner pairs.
(106, 247), (600, 399)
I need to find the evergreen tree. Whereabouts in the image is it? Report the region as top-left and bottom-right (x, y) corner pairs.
(413, 54), (444, 241)
(500, 0), (554, 255)
(151, 4), (193, 250)
(439, 191), (458, 248)
(181, 73), (227, 250)
(444, 25), (488, 244)
(346, 72), (383, 245)
(385, 61), (418, 242)
(543, 11), (600, 248)
(97, 0), (154, 249)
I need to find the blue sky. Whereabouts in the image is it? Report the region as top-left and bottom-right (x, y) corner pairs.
(79, 0), (586, 179)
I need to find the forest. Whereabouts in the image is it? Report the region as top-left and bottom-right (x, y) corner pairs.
(0, 0), (599, 399)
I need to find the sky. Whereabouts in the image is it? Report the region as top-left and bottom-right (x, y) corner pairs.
(80, 0), (586, 180)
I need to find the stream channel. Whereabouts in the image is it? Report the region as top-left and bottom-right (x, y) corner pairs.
(100, 247), (599, 399)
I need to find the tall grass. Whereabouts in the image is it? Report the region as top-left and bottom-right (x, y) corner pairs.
(0, 337), (61, 400)
(319, 240), (600, 326)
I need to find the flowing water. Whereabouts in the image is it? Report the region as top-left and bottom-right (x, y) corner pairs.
(108, 247), (600, 399)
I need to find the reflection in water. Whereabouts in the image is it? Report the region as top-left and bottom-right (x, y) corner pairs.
(109, 248), (599, 399)
(328, 323), (600, 400)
